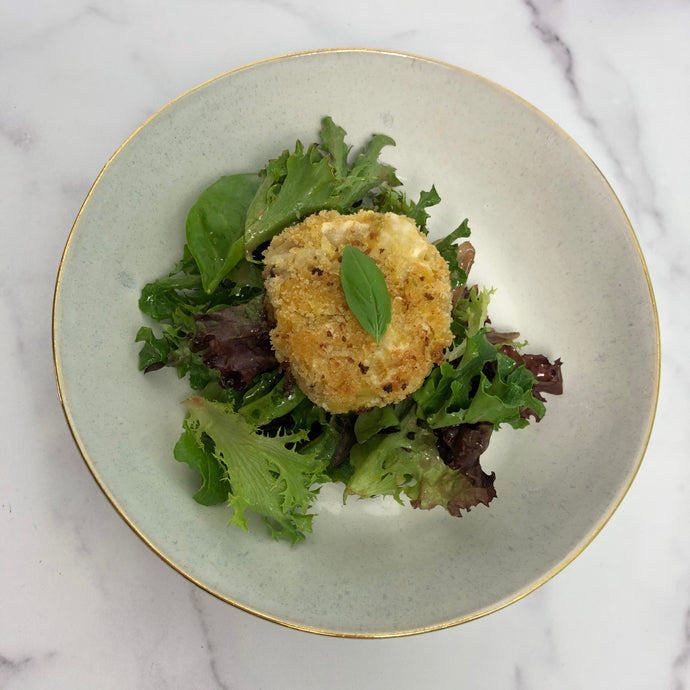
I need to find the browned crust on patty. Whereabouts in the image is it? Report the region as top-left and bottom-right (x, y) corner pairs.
(262, 210), (452, 413)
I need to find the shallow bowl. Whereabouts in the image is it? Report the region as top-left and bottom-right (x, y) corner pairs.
(53, 49), (659, 637)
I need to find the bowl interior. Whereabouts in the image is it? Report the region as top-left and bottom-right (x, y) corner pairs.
(54, 50), (658, 636)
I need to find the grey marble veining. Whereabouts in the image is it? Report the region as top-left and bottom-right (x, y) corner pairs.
(1, 0), (688, 688)
(189, 589), (234, 690)
(526, 0), (666, 234)
(673, 609), (690, 690)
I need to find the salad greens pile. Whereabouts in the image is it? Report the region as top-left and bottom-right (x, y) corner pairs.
(136, 116), (562, 544)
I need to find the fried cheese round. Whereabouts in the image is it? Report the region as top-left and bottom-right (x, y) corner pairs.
(262, 209), (453, 413)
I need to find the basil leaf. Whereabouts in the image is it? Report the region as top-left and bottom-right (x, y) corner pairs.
(340, 245), (391, 344)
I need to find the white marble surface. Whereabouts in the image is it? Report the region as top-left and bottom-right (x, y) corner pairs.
(2, 0), (688, 687)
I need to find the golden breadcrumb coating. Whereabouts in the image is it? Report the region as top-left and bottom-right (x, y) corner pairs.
(262, 209), (453, 413)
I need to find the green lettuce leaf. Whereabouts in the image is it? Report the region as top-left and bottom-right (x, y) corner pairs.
(243, 116), (411, 254)
(413, 331), (545, 429)
(434, 218), (472, 288)
(329, 132), (399, 210)
(446, 285), (494, 361)
(345, 404), (496, 514)
(181, 396), (328, 544)
(244, 142), (337, 254)
(403, 185), (442, 230)
(318, 116), (350, 177)
(353, 403), (403, 444)
(173, 428), (229, 505)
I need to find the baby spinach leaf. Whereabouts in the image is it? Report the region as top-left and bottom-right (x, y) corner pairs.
(186, 173), (261, 293)
(237, 370), (306, 428)
(135, 326), (171, 371)
(340, 245), (391, 344)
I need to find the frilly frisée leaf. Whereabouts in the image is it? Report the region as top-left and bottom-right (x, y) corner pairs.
(180, 396), (329, 544)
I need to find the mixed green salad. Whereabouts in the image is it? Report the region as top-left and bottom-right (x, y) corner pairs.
(136, 117), (563, 544)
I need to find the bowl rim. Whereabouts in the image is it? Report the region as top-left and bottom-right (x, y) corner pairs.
(52, 47), (661, 638)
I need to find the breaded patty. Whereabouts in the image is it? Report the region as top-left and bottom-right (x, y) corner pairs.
(262, 209), (453, 413)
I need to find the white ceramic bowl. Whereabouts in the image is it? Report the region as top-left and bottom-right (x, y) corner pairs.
(53, 49), (659, 637)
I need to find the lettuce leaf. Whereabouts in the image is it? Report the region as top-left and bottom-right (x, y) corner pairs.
(446, 285), (494, 361)
(244, 141), (337, 254)
(180, 396), (328, 543)
(454, 285), (492, 341)
(345, 404), (496, 514)
(243, 116), (437, 254)
(434, 218), (472, 288)
(413, 330), (545, 429)
(190, 296), (276, 390)
(173, 427), (229, 506)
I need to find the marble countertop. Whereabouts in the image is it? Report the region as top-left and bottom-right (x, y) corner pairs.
(2, 1), (688, 688)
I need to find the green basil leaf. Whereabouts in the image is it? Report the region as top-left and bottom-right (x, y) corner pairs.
(340, 245), (391, 344)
